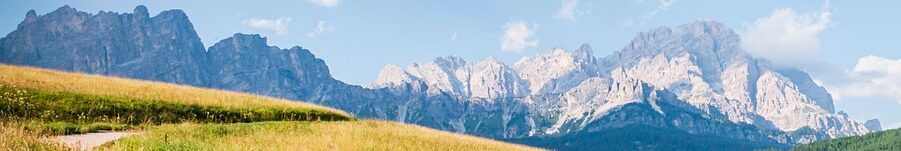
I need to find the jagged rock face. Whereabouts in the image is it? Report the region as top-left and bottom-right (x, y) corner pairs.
(776, 68), (836, 113)
(0, 5), (358, 115)
(608, 21), (869, 138)
(0, 5), (209, 86)
(373, 20), (873, 143)
(372, 56), (528, 100)
(515, 46), (596, 95)
(206, 33), (337, 100)
(865, 119), (882, 131)
(371, 64), (421, 89)
(469, 58), (525, 100)
(594, 21), (859, 138)
(754, 71), (868, 138)
(546, 69), (650, 135)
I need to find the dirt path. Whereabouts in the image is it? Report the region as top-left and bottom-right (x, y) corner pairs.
(55, 131), (140, 150)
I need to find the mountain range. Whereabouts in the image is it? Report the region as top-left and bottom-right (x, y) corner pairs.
(0, 5), (881, 150)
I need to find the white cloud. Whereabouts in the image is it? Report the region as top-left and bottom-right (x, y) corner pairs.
(829, 56), (901, 104)
(741, 1), (831, 67)
(555, 0), (580, 21)
(307, 20), (334, 38)
(450, 32), (458, 41)
(242, 17), (292, 35)
(500, 21), (539, 52)
(635, 0), (678, 26)
(659, 0), (676, 10)
(309, 0), (340, 7)
(621, 19), (635, 28)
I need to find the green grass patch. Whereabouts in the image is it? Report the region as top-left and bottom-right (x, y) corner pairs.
(20, 121), (132, 135)
(1, 85), (351, 134)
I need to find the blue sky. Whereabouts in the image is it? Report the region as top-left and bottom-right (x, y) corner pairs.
(2, 0), (900, 129)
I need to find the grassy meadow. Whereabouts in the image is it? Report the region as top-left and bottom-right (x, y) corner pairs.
(0, 85), (349, 134)
(0, 64), (352, 135)
(0, 64), (350, 116)
(0, 123), (69, 150)
(103, 121), (540, 151)
(0, 64), (541, 150)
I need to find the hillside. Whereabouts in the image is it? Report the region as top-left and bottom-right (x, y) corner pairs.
(1, 64), (352, 135)
(0, 64), (346, 115)
(508, 103), (789, 150)
(105, 121), (539, 150)
(792, 128), (901, 151)
(0, 64), (540, 150)
(512, 124), (786, 151)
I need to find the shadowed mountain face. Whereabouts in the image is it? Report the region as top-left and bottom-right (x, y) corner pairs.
(0, 5), (348, 104)
(205, 34), (338, 100)
(1, 5), (877, 150)
(0, 5), (209, 86)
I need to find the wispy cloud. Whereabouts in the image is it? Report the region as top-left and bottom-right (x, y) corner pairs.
(625, 0), (678, 27)
(500, 20), (538, 53)
(307, 20), (335, 38)
(242, 17), (292, 35)
(740, 1), (830, 67)
(622, 19), (635, 28)
(659, 0), (676, 10)
(309, 0), (340, 7)
(555, 0), (580, 21)
(450, 32), (458, 41)
(642, 0), (677, 24)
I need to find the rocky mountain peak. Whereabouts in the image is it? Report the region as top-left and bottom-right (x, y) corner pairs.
(572, 43), (593, 61)
(865, 119), (882, 131)
(205, 32), (337, 100)
(676, 20), (733, 37)
(675, 20), (744, 62)
(372, 64), (419, 89)
(53, 5), (78, 14)
(24, 10), (37, 23)
(133, 5), (149, 18)
(38, 5), (89, 25)
(216, 33), (268, 49)
(209, 33), (323, 65)
(433, 55), (467, 70)
(153, 9), (189, 21)
(612, 20), (742, 63)
(483, 56), (501, 63)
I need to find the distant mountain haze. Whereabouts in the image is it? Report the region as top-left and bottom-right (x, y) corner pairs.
(0, 5), (880, 150)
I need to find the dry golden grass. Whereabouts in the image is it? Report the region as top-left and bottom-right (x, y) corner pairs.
(0, 64), (349, 118)
(0, 122), (70, 150)
(2, 64), (541, 150)
(102, 120), (544, 151)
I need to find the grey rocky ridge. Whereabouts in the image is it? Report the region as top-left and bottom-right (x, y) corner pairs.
(0, 5), (880, 149)
(0, 5), (208, 86)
